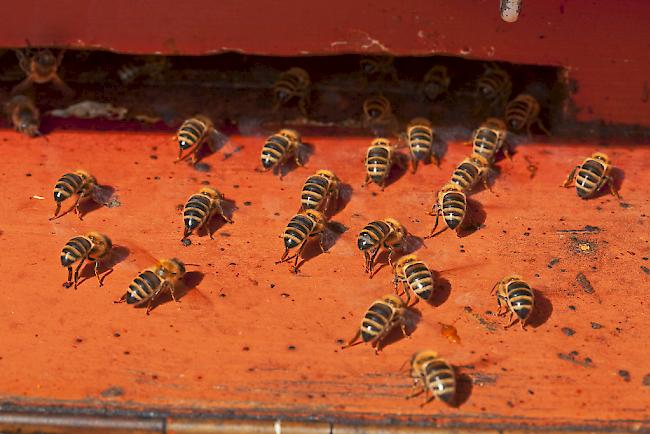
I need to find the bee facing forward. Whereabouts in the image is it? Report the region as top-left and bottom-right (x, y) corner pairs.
(422, 66), (450, 101)
(277, 209), (326, 273)
(426, 183), (467, 238)
(562, 152), (619, 199)
(259, 129), (303, 177)
(505, 94), (550, 136)
(342, 294), (408, 354)
(405, 118), (436, 173)
(393, 255), (434, 305)
(300, 169), (340, 213)
(471, 118), (509, 164)
(360, 56), (398, 83)
(450, 153), (491, 193)
(12, 45), (73, 97)
(115, 258), (186, 315)
(6, 95), (41, 137)
(363, 138), (399, 190)
(50, 169), (98, 220)
(174, 116), (217, 164)
(60, 232), (112, 289)
(357, 218), (407, 276)
(476, 63), (511, 110)
(182, 187), (233, 240)
(273, 67), (311, 115)
(492, 275), (535, 329)
(406, 350), (456, 406)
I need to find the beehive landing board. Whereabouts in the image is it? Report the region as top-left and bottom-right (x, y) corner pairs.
(0, 130), (649, 431)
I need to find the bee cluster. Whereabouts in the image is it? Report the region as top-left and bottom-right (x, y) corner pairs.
(29, 52), (622, 408)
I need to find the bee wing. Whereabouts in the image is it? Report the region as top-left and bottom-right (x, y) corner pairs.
(120, 241), (160, 273)
(91, 184), (119, 207)
(208, 128), (229, 152)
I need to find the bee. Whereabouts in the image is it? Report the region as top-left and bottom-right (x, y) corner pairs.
(6, 95), (41, 137)
(363, 138), (399, 190)
(406, 350), (456, 406)
(115, 258), (186, 315)
(273, 67), (311, 115)
(562, 152), (619, 199)
(357, 218), (406, 275)
(299, 169), (340, 213)
(393, 255), (434, 305)
(405, 118), (436, 173)
(491, 275), (535, 329)
(471, 117), (509, 164)
(360, 56), (398, 82)
(60, 232), (113, 289)
(174, 115), (218, 164)
(422, 65), (450, 101)
(259, 129), (303, 176)
(50, 170), (97, 220)
(476, 63), (511, 109)
(426, 182), (467, 238)
(505, 93), (550, 136)
(342, 294), (408, 354)
(450, 153), (491, 193)
(182, 187), (233, 240)
(118, 56), (170, 84)
(362, 95), (392, 125)
(12, 45), (73, 97)
(276, 209), (326, 273)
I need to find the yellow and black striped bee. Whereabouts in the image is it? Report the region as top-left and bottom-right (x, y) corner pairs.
(259, 129), (303, 176)
(471, 117), (509, 164)
(115, 258), (186, 315)
(422, 65), (450, 101)
(562, 152), (619, 199)
(491, 275), (535, 329)
(342, 294), (408, 354)
(60, 232), (112, 289)
(362, 95), (392, 125)
(426, 183), (467, 238)
(50, 169), (97, 220)
(276, 209), (326, 273)
(360, 56), (398, 83)
(174, 115), (216, 164)
(393, 254), (434, 305)
(476, 63), (511, 109)
(406, 350), (456, 406)
(12, 45), (73, 97)
(363, 138), (399, 190)
(118, 56), (170, 84)
(405, 118), (436, 173)
(505, 93), (550, 136)
(450, 153), (491, 193)
(273, 67), (311, 115)
(6, 95), (41, 137)
(299, 169), (340, 213)
(357, 218), (406, 275)
(182, 187), (233, 240)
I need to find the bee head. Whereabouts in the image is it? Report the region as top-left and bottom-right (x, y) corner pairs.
(592, 152), (610, 164)
(164, 258), (186, 277)
(86, 232), (112, 250)
(34, 49), (55, 67)
(198, 186), (220, 199)
(394, 254), (418, 269)
(278, 129), (300, 143)
(381, 294), (404, 308)
(507, 118), (523, 130)
(275, 88), (291, 103)
(485, 117), (507, 130)
(304, 209), (325, 225)
(315, 169), (337, 181)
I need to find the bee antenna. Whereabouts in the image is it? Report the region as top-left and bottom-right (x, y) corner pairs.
(183, 263), (200, 266)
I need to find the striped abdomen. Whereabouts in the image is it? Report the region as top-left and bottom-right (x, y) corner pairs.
(283, 214), (316, 250)
(360, 301), (394, 343)
(422, 358), (456, 404)
(183, 194), (213, 231)
(177, 118), (209, 150)
(275, 69), (308, 101)
(506, 279), (534, 321)
(301, 175), (331, 210)
(366, 146), (392, 183)
(53, 172), (85, 203)
(478, 68), (511, 103)
(423, 66), (449, 101)
(357, 220), (391, 251)
(576, 159), (606, 198)
(126, 270), (162, 305)
(451, 161), (481, 191)
(408, 126), (433, 161)
(441, 191), (466, 230)
(261, 134), (291, 169)
(472, 127), (500, 162)
(505, 95), (539, 131)
(404, 261), (434, 301)
(60, 236), (92, 267)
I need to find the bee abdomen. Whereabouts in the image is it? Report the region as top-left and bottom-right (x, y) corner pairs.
(184, 194), (212, 230)
(358, 221), (391, 251)
(361, 303), (392, 342)
(507, 281), (534, 319)
(473, 131), (498, 160)
(60, 236), (92, 267)
(283, 214), (314, 249)
(451, 163), (479, 190)
(424, 359), (456, 404)
(126, 270), (161, 305)
(576, 159), (605, 198)
(53, 173), (83, 203)
(301, 176), (329, 209)
(178, 119), (208, 150)
(408, 129), (433, 159)
(406, 263), (434, 300)
(441, 192), (467, 229)
(261, 135), (290, 168)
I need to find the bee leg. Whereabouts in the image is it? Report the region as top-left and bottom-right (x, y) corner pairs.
(72, 258), (86, 289)
(362, 174), (370, 188)
(374, 339), (383, 355)
(113, 293), (127, 304)
(363, 250), (371, 273)
(536, 118), (551, 136)
(341, 330), (361, 349)
(520, 319), (528, 331)
(425, 207), (441, 239)
(490, 280), (500, 296)
(562, 166), (579, 188)
(405, 386), (425, 400)
(317, 233), (327, 253)
(411, 159), (418, 174)
(167, 282), (180, 303)
(49, 203), (63, 220)
(419, 394), (436, 408)
(74, 192), (87, 220)
(10, 77), (34, 96)
(216, 201), (233, 224)
(97, 262), (113, 287)
(275, 248), (292, 264)
(606, 176), (620, 198)
(399, 318), (409, 338)
(367, 246), (382, 278)
(204, 223), (214, 240)
(298, 96), (309, 117)
(51, 74), (74, 99)
(292, 242), (308, 273)
(504, 311), (517, 329)
(63, 266), (73, 288)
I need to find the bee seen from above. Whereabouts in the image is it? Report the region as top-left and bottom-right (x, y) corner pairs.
(450, 153), (491, 193)
(182, 187), (233, 241)
(426, 182), (468, 238)
(50, 169), (98, 220)
(405, 118), (436, 173)
(6, 95), (41, 137)
(393, 254), (434, 305)
(115, 258), (186, 315)
(273, 67), (311, 115)
(259, 129), (303, 177)
(357, 218), (407, 276)
(505, 93), (550, 136)
(299, 169), (340, 214)
(422, 65), (450, 101)
(342, 294), (409, 354)
(12, 45), (73, 97)
(60, 232), (113, 289)
(363, 138), (400, 190)
(276, 209), (327, 273)
(362, 95), (393, 125)
(406, 350), (456, 406)
(360, 56), (398, 83)
(491, 274), (535, 329)
(562, 152), (619, 199)
(174, 115), (218, 164)
(118, 56), (170, 84)
(471, 117), (509, 164)
(476, 62), (512, 110)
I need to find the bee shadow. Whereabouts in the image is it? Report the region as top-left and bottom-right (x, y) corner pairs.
(586, 167), (625, 200)
(192, 131), (230, 166)
(432, 135), (448, 165)
(206, 198), (237, 238)
(377, 307), (422, 353)
(328, 182), (353, 218)
(147, 271), (205, 312)
(526, 289), (553, 328)
(429, 271), (451, 307)
(77, 245), (130, 287)
(453, 371), (474, 408)
(457, 198), (486, 238)
(79, 184), (117, 219)
(295, 221), (347, 271)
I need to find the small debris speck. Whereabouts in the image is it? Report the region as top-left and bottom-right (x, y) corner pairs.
(641, 266), (650, 275)
(113, 332), (121, 337)
(194, 162), (210, 172)
(619, 202), (632, 209)
(618, 370), (631, 382)
(244, 201), (252, 206)
(568, 305), (576, 311)
(149, 155), (158, 160)
(181, 238), (192, 247)
(547, 258), (560, 268)
(576, 272), (594, 293)
(591, 322), (602, 329)
(288, 345), (296, 351)
(561, 327), (575, 336)
(643, 374), (650, 387)
(100, 386), (124, 398)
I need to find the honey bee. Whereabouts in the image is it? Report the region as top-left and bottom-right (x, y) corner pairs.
(426, 182), (467, 238)
(363, 138), (400, 190)
(406, 350), (456, 406)
(273, 67), (311, 115)
(491, 275), (535, 329)
(114, 258), (186, 315)
(276, 209), (326, 273)
(6, 95), (41, 137)
(182, 187), (233, 240)
(118, 56), (170, 84)
(12, 45), (73, 97)
(393, 254), (434, 305)
(259, 129), (303, 176)
(174, 116), (218, 164)
(342, 294), (408, 354)
(360, 56), (398, 82)
(476, 63), (511, 109)
(562, 152), (619, 199)
(471, 117), (509, 164)
(299, 169), (340, 213)
(362, 95), (392, 125)
(422, 66), (450, 101)
(60, 232), (112, 289)
(450, 153), (491, 193)
(357, 218), (406, 275)
(405, 118), (436, 173)
(50, 170), (97, 220)
(505, 93), (550, 136)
